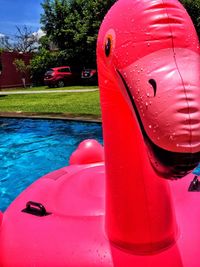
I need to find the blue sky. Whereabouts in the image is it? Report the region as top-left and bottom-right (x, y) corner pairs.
(0, 0), (42, 36)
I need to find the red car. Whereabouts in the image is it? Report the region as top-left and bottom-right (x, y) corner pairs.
(81, 69), (98, 85)
(44, 66), (80, 88)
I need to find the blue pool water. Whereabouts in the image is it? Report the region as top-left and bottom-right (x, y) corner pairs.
(0, 118), (103, 211)
(193, 164), (200, 176)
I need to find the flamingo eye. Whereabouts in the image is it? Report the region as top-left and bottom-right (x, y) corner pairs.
(149, 79), (157, 96)
(105, 37), (112, 57)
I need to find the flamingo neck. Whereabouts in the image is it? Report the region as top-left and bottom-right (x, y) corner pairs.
(100, 84), (178, 254)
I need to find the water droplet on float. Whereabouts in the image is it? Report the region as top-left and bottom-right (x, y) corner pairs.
(149, 125), (152, 129)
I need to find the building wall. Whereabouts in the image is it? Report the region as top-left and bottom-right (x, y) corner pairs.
(0, 51), (32, 89)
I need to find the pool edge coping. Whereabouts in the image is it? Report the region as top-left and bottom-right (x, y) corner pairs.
(0, 112), (102, 123)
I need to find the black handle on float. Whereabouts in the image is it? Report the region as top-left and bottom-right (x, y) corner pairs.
(188, 176), (200, 192)
(22, 201), (51, 217)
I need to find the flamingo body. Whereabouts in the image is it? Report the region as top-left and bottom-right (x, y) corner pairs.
(0, 0), (200, 266)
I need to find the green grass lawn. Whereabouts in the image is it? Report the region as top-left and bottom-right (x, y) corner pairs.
(0, 90), (101, 116)
(0, 85), (98, 91)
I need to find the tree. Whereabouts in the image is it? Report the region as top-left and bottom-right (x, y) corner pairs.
(13, 26), (39, 53)
(40, 0), (116, 66)
(13, 59), (30, 88)
(180, 0), (200, 39)
(0, 35), (13, 51)
(0, 26), (40, 52)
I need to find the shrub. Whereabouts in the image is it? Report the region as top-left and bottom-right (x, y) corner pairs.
(30, 49), (61, 85)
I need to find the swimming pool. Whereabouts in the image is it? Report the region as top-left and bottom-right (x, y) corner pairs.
(0, 118), (103, 211)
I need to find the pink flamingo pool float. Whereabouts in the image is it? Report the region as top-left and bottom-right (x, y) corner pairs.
(0, 0), (200, 266)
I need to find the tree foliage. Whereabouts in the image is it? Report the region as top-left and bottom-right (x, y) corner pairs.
(41, 0), (116, 66)
(180, 0), (200, 39)
(13, 59), (30, 87)
(30, 48), (70, 85)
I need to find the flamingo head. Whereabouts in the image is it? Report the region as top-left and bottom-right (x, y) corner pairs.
(97, 0), (200, 178)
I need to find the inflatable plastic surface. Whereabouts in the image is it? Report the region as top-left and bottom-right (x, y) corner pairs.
(0, 0), (200, 266)
(69, 139), (104, 164)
